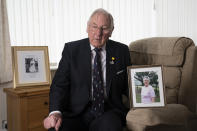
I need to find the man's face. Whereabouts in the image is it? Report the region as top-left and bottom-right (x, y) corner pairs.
(87, 13), (113, 48)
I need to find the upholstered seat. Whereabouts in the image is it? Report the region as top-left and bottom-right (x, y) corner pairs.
(126, 37), (197, 131)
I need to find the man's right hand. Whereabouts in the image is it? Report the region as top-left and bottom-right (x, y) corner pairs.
(43, 113), (62, 131)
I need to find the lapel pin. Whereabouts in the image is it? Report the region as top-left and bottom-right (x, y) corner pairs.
(110, 57), (115, 64)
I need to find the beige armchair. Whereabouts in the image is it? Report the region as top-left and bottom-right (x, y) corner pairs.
(126, 37), (197, 131)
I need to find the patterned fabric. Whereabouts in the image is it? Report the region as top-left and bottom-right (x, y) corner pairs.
(91, 48), (105, 117)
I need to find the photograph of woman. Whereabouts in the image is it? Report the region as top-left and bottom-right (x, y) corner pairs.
(141, 76), (155, 104)
(129, 66), (165, 108)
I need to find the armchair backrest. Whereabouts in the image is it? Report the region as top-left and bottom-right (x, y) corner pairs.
(129, 37), (197, 113)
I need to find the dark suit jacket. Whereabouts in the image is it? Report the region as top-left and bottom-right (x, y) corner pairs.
(49, 38), (131, 117)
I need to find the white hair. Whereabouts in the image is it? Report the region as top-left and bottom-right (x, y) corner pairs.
(87, 8), (114, 30)
(143, 76), (150, 81)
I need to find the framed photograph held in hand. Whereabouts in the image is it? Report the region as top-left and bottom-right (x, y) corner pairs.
(12, 46), (51, 88)
(128, 65), (166, 108)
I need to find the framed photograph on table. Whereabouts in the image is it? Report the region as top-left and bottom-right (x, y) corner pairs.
(12, 46), (51, 88)
(128, 65), (166, 108)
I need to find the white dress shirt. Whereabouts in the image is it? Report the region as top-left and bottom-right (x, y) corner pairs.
(90, 44), (107, 100)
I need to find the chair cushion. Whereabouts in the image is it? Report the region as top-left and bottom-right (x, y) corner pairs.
(129, 37), (194, 66)
(126, 104), (194, 131)
(163, 67), (181, 104)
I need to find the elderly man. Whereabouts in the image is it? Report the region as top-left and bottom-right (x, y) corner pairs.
(44, 8), (131, 131)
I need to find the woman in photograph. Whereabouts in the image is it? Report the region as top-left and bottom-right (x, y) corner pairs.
(141, 76), (155, 103)
(29, 58), (38, 73)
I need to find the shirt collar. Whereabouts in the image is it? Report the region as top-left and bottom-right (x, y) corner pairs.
(90, 43), (106, 51)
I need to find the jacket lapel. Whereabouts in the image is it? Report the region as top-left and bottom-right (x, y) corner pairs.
(80, 39), (92, 93)
(106, 40), (116, 96)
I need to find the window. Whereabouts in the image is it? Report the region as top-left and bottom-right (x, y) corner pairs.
(6, 0), (155, 66)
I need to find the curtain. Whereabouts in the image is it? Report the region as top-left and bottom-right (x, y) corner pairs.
(0, 0), (12, 83)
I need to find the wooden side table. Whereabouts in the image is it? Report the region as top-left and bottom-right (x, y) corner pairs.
(4, 86), (50, 131)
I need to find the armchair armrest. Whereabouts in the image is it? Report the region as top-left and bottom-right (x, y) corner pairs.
(126, 104), (196, 131)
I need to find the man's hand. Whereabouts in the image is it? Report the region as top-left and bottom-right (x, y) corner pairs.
(43, 113), (62, 131)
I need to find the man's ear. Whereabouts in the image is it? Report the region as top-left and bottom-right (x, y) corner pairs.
(86, 23), (90, 33)
(109, 27), (114, 37)
(86, 26), (88, 33)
